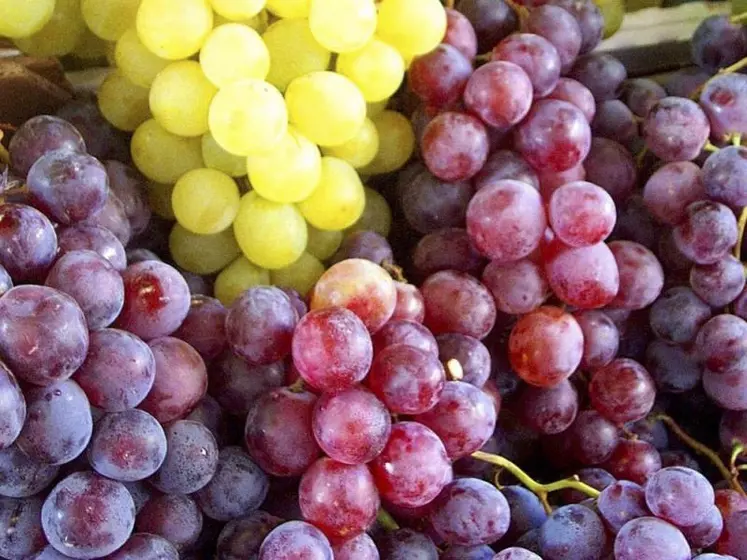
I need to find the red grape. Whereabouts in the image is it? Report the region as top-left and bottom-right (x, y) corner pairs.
(674, 201), (738, 265)
(408, 44), (473, 109)
(642, 96), (710, 162)
(514, 380), (579, 435)
(643, 161), (706, 226)
(373, 319), (438, 355)
(463, 61), (533, 128)
(570, 409), (620, 465)
(523, 5), (582, 72)
(605, 439), (662, 484)
(482, 258), (550, 315)
(392, 282), (426, 323)
(473, 149), (540, 191)
(492, 33), (561, 98)
(583, 137), (637, 203)
(608, 241), (664, 310)
(574, 310), (619, 370)
(443, 8), (478, 59)
(421, 111), (490, 182)
(589, 358), (656, 424)
(614, 517), (690, 560)
(258, 520), (333, 560)
(136, 493), (202, 552)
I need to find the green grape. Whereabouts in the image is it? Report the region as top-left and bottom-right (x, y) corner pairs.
(98, 71), (151, 132)
(0, 0), (54, 38)
(309, 0), (377, 53)
(214, 9), (268, 32)
(271, 252), (325, 297)
(147, 181), (176, 220)
(233, 192), (308, 269)
(262, 18), (331, 91)
(367, 99), (389, 117)
(137, 0), (213, 60)
(214, 255), (270, 305)
(149, 60), (217, 137)
(200, 24), (270, 88)
(594, 0), (624, 38)
(347, 186), (392, 237)
(170, 223), (242, 275)
(115, 28), (170, 88)
(247, 127), (322, 203)
(298, 156), (365, 231)
(202, 132), (246, 177)
(322, 118), (379, 169)
(266, 0), (309, 18)
(72, 27), (110, 58)
(306, 225), (343, 261)
(285, 71), (366, 147)
(336, 39), (405, 102)
(360, 110), (415, 175)
(208, 78), (288, 156)
(172, 168), (241, 234)
(131, 119), (205, 183)
(14, 0), (85, 56)
(376, 0), (447, 56)
(209, 0), (265, 20)
(82, 0), (141, 41)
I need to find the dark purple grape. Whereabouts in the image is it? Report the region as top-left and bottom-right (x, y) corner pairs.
(444, 7), (478, 59)
(408, 43), (473, 109)
(441, 544), (495, 559)
(522, 5), (582, 72)
(412, 228), (485, 279)
(643, 97), (710, 162)
(675, 201), (738, 265)
(0, 362), (24, 450)
(589, 358), (656, 425)
(700, 73), (747, 142)
(608, 240), (664, 310)
(209, 351), (285, 416)
(591, 100), (638, 144)
(473, 150), (539, 191)
(126, 248), (160, 265)
(570, 53), (627, 102)
(597, 480), (650, 534)
(421, 112), (489, 182)
(666, 67), (711, 98)
(216, 511), (282, 560)
(436, 333), (491, 387)
(561, 467), (616, 503)
(682, 505), (723, 549)
(622, 78), (667, 118)
(331, 230), (393, 266)
(58, 224), (127, 271)
(614, 517), (690, 560)
(574, 310), (619, 370)
(455, 0), (518, 54)
(104, 533), (179, 559)
(514, 380), (578, 435)
(56, 99), (129, 162)
(696, 314), (747, 372)
(150, 420), (218, 494)
(605, 439), (662, 484)
(583, 137), (637, 203)
(376, 528), (438, 560)
(170, 295), (227, 361)
(0, 444), (58, 498)
(570, 409), (619, 465)
(136, 493), (202, 552)
(691, 254), (746, 307)
(691, 15), (747, 73)
(0, 496), (45, 558)
(463, 61), (534, 128)
(539, 504), (606, 560)
(9, 115), (86, 177)
(492, 33), (561, 98)
(105, 160), (151, 235)
(83, 190), (132, 246)
(649, 286), (711, 345)
(643, 161), (705, 226)
(645, 341), (702, 394)
(661, 450), (701, 471)
(258, 520), (333, 559)
(501, 485), (548, 542)
(704, 362), (747, 410)
(0, 203), (58, 283)
(546, 0), (603, 54)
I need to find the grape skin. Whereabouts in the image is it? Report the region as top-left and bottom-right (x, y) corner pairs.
(522, 5), (582, 72)
(645, 466), (715, 527)
(0, 444), (58, 498)
(136, 493), (203, 552)
(9, 115), (86, 177)
(608, 240), (664, 310)
(597, 480), (650, 534)
(216, 511), (283, 560)
(412, 228), (486, 279)
(614, 517), (691, 560)
(208, 352), (285, 417)
(0, 496), (44, 559)
(569, 53), (627, 102)
(463, 61), (534, 128)
(375, 528), (439, 560)
(104, 533), (179, 560)
(421, 111), (489, 182)
(642, 97), (710, 162)
(514, 380), (578, 435)
(605, 439), (662, 484)
(150, 420), (218, 494)
(258, 520), (333, 560)
(539, 504), (607, 560)
(492, 33), (561, 98)
(473, 149), (540, 191)
(589, 358), (656, 425)
(575, 310), (619, 370)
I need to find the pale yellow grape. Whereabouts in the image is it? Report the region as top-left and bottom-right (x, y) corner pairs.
(306, 225), (343, 261)
(209, 79), (287, 156)
(262, 18), (330, 91)
(149, 61), (216, 137)
(346, 186), (392, 236)
(0, 0), (54, 38)
(105, 41), (118, 66)
(322, 118), (378, 169)
(170, 223), (242, 275)
(247, 128), (322, 203)
(309, 0), (376, 53)
(298, 157), (364, 231)
(131, 119), (205, 183)
(285, 71), (366, 147)
(202, 132), (246, 177)
(98, 71), (151, 132)
(115, 28), (170, 88)
(82, 0), (141, 41)
(137, 0), (213, 60)
(214, 10), (268, 32)
(361, 110), (415, 175)
(72, 28), (110, 58)
(147, 181), (176, 220)
(266, 0), (309, 18)
(214, 256), (270, 305)
(367, 99), (389, 118)
(14, 0), (85, 56)
(233, 192), (308, 269)
(376, 0), (447, 56)
(172, 168), (241, 234)
(271, 252), (325, 297)
(200, 24), (270, 87)
(209, 0), (265, 20)
(336, 39), (405, 102)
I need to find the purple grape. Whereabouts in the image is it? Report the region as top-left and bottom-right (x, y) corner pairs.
(574, 310), (619, 370)
(436, 333), (491, 388)
(83, 190), (132, 246)
(209, 351), (285, 416)
(561, 467), (616, 503)
(570, 409), (619, 465)
(0, 362), (24, 450)
(150, 420), (218, 494)
(444, 7), (478, 59)
(56, 98), (129, 162)
(28, 545), (77, 559)
(522, 5), (582, 72)
(412, 228), (485, 279)
(331, 230), (393, 266)
(440, 544), (495, 559)
(622, 78), (667, 118)
(614, 517), (691, 560)
(702, 146), (747, 208)
(0, 203), (58, 283)
(546, 0), (603, 54)
(0, 496), (45, 558)
(700, 73), (747, 142)
(696, 314), (747, 372)
(570, 53), (627, 102)
(514, 380), (578, 435)
(122, 481), (151, 514)
(539, 504), (606, 560)
(501, 485), (548, 542)
(608, 241), (664, 310)
(104, 533), (179, 559)
(332, 533), (379, 560)
(126, 248), (160, 264)
(645, 467), (715, 527)
(9, 115), (86, 177)
(375, 528), (438, 560)
(605, 438), (662, 485)
(455, 0), (518, 54)
(58, 224), (127, 271)
(682, 505), (723, 548)
(172, 295), (227, 361)
(421, 112), (489, 182)
(408, 43), (473, 110)
(373, 319), (438, 356)
(42, 472), (136, 558)
(649, 286), (711, 345)
(597, 480), (649, 534)
(0, 444), (58, 497)
(704, 363), (747, 410)
(482, 258), (550, 315)
(492, 33), (561, 98)
(591, 100), (638, 145)
(666, 67), (711, 98)
(645, 341), (702, 394)
(136, 494), (202, 552)
(643, 161), (706, 226)
(691, 15), (747, 73)
(691, 254), (746, 307)
(643, 97), (710, 162)
(105, 161), (151, 235)
(546, 78), (596, 122)
(217, 511), (283, 560)
(494, 549), (542, 560)
(473, 150), (540, 191)
(583, 137), (637, 203)
(258, 520), (333, 560)
(675, 201), (738, 265)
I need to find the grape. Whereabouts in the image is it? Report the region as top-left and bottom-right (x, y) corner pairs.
(608, 241), (664, 310)
(642, 97), (710, 162)
(130, 120), (203, 184)
(258, 520), (333, 560)
(591, 100), (638, 144)
(492, 33), (561, 98)
(501, 485), (548, 541)
(136, 0), (212, 59)
(597, 480), (650, 533)
(563, 467), (616, 503)
(9, 115), (86, 178)
(546, 0), (603, 54)
(473, 150), (540, 191)
(59, 225), (127, 271)
(0, 203), (58, 283)
(373, 320), (438, 356)
(645, 341), (702, 393)
(674, 201), (738, 265)
(114, 26), (170, 89)
(0, 363), (23, 452)
(703, 146), (747, 208)
(569, 53), (627, 102)
(370, 422), (452, 508)
(549, 181), (616, 247)
(0, 265), (12, 302)
(523, 5), (582, 72)
(28, 545), (75, 559)
(463, 61), (534, 128)
(717, 509), (747, 557)
(244, 388), (321, 477)
(194, 446), (268, 521)
(104, 533), (179, 559)
(0, 496), (45, 558)
(642, 161), (705, 226)
(494, 549), (542, 560)
(83, 189), (132, 246)
(122, 481), (152, 515)
(104, 161), (151, 235)
(509, 306), (584, 387)
(97, 71), (151, 133)
(539, 504), (606, 560)
(336, 38), (405, 104)
(322, 118), (380, 170)
(436, 333), (491, 387)
(614, 517), (691, 560)
(0, 444), (58, 498)
(199, 23), (269, 88)
(538, 163), (587, 201)
(421, 112), (489, 182)
(312, 386), (391, 465)
(216, 511), (282, 560)
(332, 533), (380, 560)
(649, 286), (712, 346)
(56, 99), (129, 162)
(695, 555), (738, 560)
(171, 169), (240, 236)
(42, 472), (135, 558)
(171, 295), (227, 361)
(622, 78), (667, 118)
(466, 179), (547, 263)
(400, 164), (474, 235)
(149, 420), (218, 494)
(515, 380), (579, 435)
(720, 410), (747, 453)
(645, 467), (715, 527)
(691, 254), (746, 307)
(574, 310), (619, 370)
(700, 74), (747, 142)
(515, 100), (591, 173)
(74, 329), (155, 412)
(583, 137), (637, 202)
(262, 17), (330, 90)
(209, 352), (285, 416)
(377, 528), (439, 560)
(704, 363), (747, 410)
(605, 439), (662, 484)
(716, 488), (747, 518)
(696, 314), (747, 372)
(412, 228), (486, 279)
(682, 505), (723, 548)
(589, 358), (655, 424)
(456, 0), (517, 53)
(408, 44), (472, 109)
(691, 15), (747, 73)
(444, 7), (478, 59)
(570, 410), (619, 464)
(362, 110), (417, 175)
(331, 231), (393, 266)
(421, 270), (497, 339)
(139, 337), (207, 424)
(136, 494), (202, 552)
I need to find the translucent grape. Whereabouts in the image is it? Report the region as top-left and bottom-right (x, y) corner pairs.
(214, 256), (271, 306)
(258, 520), (333, 559)
(297, 157), (365, 231)
(421, 111), (489, 182)
(136, 0), (213, 59)
(376, 0), (447, 56)
(135, 493), (202, 552)
(336, 38), (405, 102)
(262, 18), (331, 91)
(322, 118), (379, 169)
(492, 33), (561, 98)
(608, 241), (665, 310)
(115, 28), (170, 88)
(0, 0), (54, 38)
(97, 71), (151, 133)
(614, 517), (691, 560)
(642, 97), (710, 162)
(169, 224), (241, 277)
(200, 23), (270, 87)
(539, 504), (606, 560)
(643, 161), (705, 225)
(201, 131), (246, 177)
(130, 120), (204, 184)
(361, 110), (416, 175)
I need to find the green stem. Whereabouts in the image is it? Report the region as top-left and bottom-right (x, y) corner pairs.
(735, 206), (747, 260)
(731, 11), (747, 24)
(704, 141), (721, 153)
(731, 443), (745, 471)
(377, 508), (400, 531)
(694, 56), (747, 99)
(733, 133), (743, 147)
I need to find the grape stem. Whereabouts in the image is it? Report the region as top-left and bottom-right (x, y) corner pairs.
(693, 55), (747, 99)
(504, 0), (530, 22)
(444, 0), (455, 8)
(704, 141), (721, 153)
(383, 262), (407, 283)
(655, 414), (747, 496)
(731, 11), (747, 24)
(735, 206), (747, 259)
(732, 133), (742, 147)
(472, 450), (601, 513)
(377, 508), (400, 531)
(731, 443), (745, 473)
(0, 131), (8, 166)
